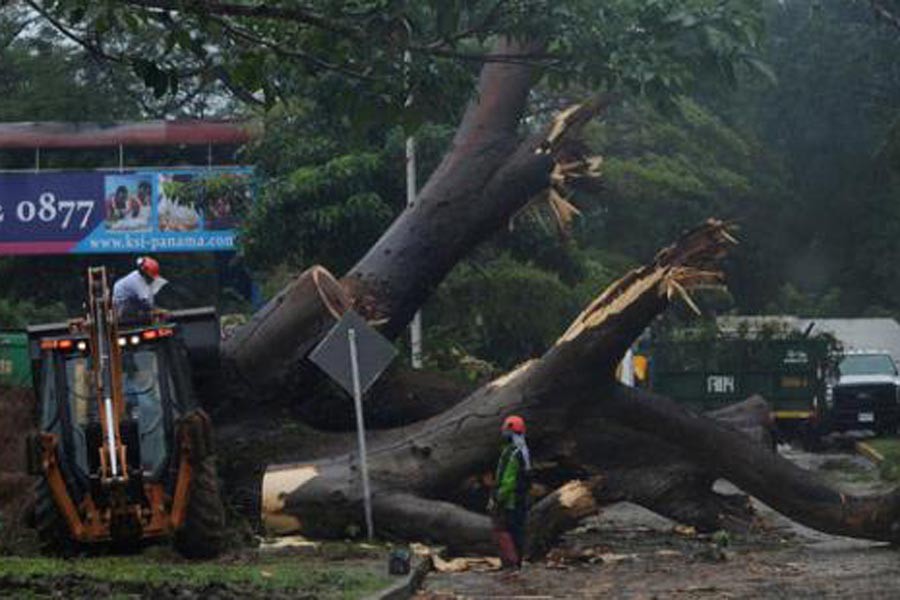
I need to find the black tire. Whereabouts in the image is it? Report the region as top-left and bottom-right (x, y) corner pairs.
(173, 453), (226, 559)
(32, 478), (76, 556)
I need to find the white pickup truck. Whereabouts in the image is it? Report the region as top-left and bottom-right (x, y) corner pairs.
(829, 350), (900, 434)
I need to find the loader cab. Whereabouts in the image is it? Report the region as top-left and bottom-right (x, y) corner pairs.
(30, 324), (201, 500)
(58, 344), (177, 483)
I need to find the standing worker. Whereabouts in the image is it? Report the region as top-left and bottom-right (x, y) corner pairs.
(112, 256), (167, 322)
(488, 414), (532, 570)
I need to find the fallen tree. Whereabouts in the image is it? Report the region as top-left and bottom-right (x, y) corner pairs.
(212, 41), (900, 557)
(221, 38), (605, 403)
(256, 220), (900, 554)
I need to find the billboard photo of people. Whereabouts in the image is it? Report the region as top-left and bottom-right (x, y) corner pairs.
(203, 172), (251, 231)
(104, 174), (153, 232)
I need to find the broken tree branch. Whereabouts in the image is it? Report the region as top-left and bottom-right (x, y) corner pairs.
(223, 41), (613, 393)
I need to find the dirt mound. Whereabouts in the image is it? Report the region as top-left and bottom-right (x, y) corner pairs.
(0, 473), (33, 510)
(0, 386), (35, 474)
(0, 386), (36, 550)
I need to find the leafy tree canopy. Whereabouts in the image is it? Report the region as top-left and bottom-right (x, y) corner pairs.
(26, 0), (766, 125)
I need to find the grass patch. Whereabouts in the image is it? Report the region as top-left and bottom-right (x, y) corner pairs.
(0, 555), (390, 599)
(865, 438), (900, 482)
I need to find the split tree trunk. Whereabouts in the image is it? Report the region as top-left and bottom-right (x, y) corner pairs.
(258, 221), (900, 553)
(222, 39), (607, 394)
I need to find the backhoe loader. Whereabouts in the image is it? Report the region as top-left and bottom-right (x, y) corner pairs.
(25, 266), (225, 557)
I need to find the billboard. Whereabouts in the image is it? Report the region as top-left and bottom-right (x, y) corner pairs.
(0, 167), (253, 255)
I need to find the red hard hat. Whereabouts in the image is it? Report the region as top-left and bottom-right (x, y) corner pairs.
(502, 415), (526, 435)
(137, 256), (160, 279)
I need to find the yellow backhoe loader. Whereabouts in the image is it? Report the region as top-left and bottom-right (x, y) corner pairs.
(26, 266), (225, 557)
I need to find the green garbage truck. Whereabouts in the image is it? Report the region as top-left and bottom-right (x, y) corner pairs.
(0, 331), (31, 388)
(646, 337), (833, 437)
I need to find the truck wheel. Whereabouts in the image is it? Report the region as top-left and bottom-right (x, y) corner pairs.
(174, 453), (226, 559)
(32, 478), (76, 556)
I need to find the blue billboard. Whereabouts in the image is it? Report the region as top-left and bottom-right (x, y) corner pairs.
(0, 167), (253, 254)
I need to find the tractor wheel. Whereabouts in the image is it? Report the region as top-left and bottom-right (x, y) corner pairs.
(32, 478), (76, 556)
(174, 451), (226, 558)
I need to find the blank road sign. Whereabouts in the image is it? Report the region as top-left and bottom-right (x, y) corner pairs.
(309, 309), (398, 396)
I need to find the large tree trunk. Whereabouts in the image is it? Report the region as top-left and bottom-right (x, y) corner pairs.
(256, 221), (900, 553)
(223, 266), (350, 394)
(222, 39), (606, 393)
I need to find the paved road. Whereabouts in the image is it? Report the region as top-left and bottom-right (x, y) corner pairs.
(416, 446), (900, 599)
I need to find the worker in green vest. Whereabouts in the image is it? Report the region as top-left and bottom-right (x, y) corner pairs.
(488, 414), (531, 569)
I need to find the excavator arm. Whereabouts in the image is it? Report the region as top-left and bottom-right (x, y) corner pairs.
(86, 266), (129, 484)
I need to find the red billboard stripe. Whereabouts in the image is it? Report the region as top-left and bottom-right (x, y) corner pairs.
(0, 120), (259, 149)
(0, 241), (77, 255)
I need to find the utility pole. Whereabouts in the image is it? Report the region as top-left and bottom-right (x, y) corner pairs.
(405, 50), (423, 369)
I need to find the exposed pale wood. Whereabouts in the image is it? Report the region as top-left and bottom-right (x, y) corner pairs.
(222, 265), (349, 387)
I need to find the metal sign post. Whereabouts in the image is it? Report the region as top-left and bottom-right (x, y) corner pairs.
(309, 309), (397, 542)
(348, 327), (375, 540)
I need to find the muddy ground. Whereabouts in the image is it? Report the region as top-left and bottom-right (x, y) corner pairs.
(417, 446), (900, 599)
(7, 378), (900, 600)
(0, 387), (36, 554)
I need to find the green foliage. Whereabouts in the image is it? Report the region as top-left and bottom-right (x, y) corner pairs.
(725, 0), (900, 314)
(242, 153), (396, 274)
(0, 298), (67, 329)
(425, 256), (581, 368)
(0, 25), (137, 123)
(29, 0), (765, 126)
(238, 66), (792, 370)
(575, 96), (789, 316)
(866, 439), (900, 483)
(581, 98), (770, 255)
(0, 8), (232, 129)
(7, 0), (900, 373)
(240, 110), (455, 275)
(712, 529), (731, 548)
(764, 284), (844, 318)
